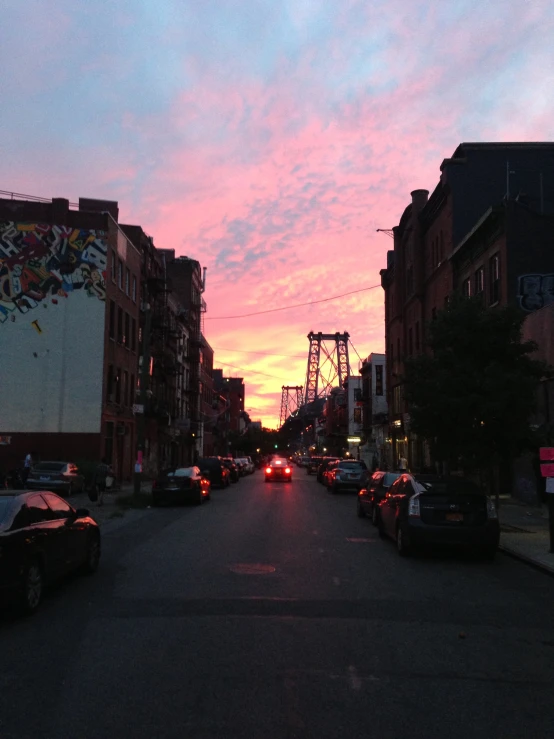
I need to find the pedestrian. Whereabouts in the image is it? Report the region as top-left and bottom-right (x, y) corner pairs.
(93, 458), (114, 507)
(22, 452), (33, 484)
(397, 454), (408, 472)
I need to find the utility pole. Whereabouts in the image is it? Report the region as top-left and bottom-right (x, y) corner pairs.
(134, 302), (152, 497)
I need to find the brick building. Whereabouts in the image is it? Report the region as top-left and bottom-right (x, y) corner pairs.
(0, 194), (141, 482)
(380, 142), (554, 471)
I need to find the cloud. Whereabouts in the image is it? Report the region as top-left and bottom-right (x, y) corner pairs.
(3, 0), (554, 426)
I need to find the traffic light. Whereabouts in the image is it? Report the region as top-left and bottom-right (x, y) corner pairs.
(274, 444), (278, 448)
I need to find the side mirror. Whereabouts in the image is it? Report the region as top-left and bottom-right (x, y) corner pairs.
(75, 507), (91, 518)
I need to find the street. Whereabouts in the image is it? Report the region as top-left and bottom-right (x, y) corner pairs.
(2, 471), (554, 739)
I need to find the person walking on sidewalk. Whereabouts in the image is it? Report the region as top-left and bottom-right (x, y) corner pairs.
(22, 452), (33, 484)
(397, 454), (408, 472)
(93, 458), (114, 507)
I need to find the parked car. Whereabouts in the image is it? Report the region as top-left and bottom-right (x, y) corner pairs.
(306, 456), (324, 475)
(197, 457), (231, 488)
(357, 471), (402, 523)
(317, 458), (339, 483)
(26, 461), (85, 496)
(222, 458), (240, 483)
(152, 466), (211, 506)
(264, 458), (293, 483)
(238, 457), (255, 474)
(320, 459), (340, 486)
(233, 458), (247, 477)
(0, 490), (100, 614)
(376, 473), (500, 558)
(327, 460), (368, 493)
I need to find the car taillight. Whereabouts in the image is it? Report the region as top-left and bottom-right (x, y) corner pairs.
(266, 467), (272, 474)
(408, 496), (420, 517)
(486, 497), (498, 519)
(285, 468), (291, 474)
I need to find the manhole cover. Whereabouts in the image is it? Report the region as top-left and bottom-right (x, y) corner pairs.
(229, 563), (276, 575)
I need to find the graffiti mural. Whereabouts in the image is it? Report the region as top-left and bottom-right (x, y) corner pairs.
(0, 222), (107, 324)
(517, 274), (554, 312)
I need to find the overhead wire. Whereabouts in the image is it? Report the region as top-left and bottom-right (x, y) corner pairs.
(205, 284), (381, 320)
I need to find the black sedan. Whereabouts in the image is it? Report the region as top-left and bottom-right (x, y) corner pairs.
(264, 458), (292, 482)
(152, 466), (211, 506)
(222, 458), (240, 483)
(357, 471), (402, 523)
(0, 491), (100, 614)
(376, 474), (500, 558)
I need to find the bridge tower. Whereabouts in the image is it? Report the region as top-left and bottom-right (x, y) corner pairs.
(304, 332), (351, 405)
(279, 385), (304, 427)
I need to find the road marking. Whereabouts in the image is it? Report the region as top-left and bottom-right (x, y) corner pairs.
(228, 563), (276, 575)
(348, 665), (362, 691)
(332, 576), (340, 586)
(346, 537), (375, 543)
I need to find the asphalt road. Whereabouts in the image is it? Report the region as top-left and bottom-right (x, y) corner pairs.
(2, 470), (554, 739)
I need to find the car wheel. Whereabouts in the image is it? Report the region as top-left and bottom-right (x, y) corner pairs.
(356, 498), (366, 518)
(20, 559), (44, 615)
(396, 525), (411, 556)
(371, 505), (379, 527)
(81, 533), (101, 574)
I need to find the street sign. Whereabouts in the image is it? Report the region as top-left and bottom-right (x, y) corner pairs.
(132, 404), (144, 414)
(540, 448), (554, 461)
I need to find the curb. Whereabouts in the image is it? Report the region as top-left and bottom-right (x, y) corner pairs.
(498, 544), (554, 578)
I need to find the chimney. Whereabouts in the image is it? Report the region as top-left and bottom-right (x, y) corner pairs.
(410, 189), (429, 212)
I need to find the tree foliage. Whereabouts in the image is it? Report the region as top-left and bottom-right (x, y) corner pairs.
(403, 297), (550, 471)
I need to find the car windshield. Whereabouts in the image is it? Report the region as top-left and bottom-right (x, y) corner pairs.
(165, 468), (195, 478)
(0, 497), (15, 525)
(383, 472), (401, 486)
(32, 462), (66, 472)
(414, 478), (482, 495)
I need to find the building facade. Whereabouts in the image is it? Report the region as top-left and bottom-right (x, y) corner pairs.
(359, 353), (388, 469)
(380, 142), (554, 472)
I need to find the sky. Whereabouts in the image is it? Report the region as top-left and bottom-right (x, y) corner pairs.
(3, 0), (554, 428)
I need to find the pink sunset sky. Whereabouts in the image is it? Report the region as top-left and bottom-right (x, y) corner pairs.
(3, 1), (554, 427)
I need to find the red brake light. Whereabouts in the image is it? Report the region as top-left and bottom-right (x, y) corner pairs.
(265, 467), (272, 474)
(285, 468), (291, 474)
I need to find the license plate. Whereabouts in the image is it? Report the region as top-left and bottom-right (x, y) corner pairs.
(40, 476), (50, 481)
(446, 513), (463, 522)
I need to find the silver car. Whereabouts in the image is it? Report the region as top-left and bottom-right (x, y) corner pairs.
(26, 462), (85, 497)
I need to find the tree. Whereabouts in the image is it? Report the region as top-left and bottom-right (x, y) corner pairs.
(403, 297), (550, 484)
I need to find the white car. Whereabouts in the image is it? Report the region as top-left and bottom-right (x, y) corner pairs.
(237, 457), (254, 474)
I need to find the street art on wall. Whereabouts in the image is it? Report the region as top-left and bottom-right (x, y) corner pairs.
(517, 274), (554, 312)
(0, 222), (107, 324)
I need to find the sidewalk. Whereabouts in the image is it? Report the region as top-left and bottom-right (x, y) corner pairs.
(498, 497), (554, 575)
(70, 481), (153, 527)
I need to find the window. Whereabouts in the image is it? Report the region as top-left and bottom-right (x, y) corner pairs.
(375, 365), (383, 395)
(10, 505), (30, 531)
(117, 307), (123, 344)
(462, 278), (471, 298)
(111, 251), (116, 282)
(392, 385), (403, 414)
(131, 318), (136, 351)
(475, 267), (484, 295)
(130, 374), (135, 404)
(123, 371), (129, 406)
(27, 495), (52, 524)
(115, 367), (121, 404)
(107, 364), (114, 401)
(444, 295), (450, 307)
(439, 231), (444, 262)
(431, 240), (436, 269)
(415, 321), (420, 352)
(109, 300), (115, 340)
(118, 259), (123, 290)
(353, 407), (362, 423)
(44, 493), (72, 519)
(390, 343), (394, 364)
(431, 307), (437, 320)
(105, 421), (114, 465)
(124, 312), (130, 348)
(408, 327), (413, 356)
(489, 254), (500, 304)
(397, 338), (400, 361)
(125, 268), (130, 296)
(132, 275), (137, 303)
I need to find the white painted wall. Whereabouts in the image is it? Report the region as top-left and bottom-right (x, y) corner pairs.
(0, 290), (105, 433)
